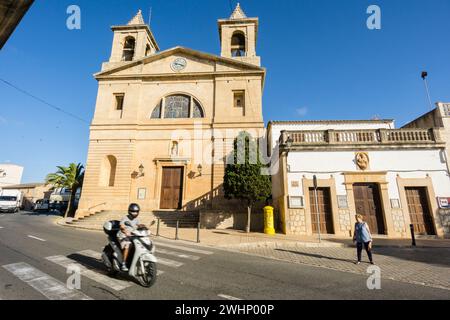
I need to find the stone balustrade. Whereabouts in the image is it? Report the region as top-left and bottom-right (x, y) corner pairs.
(280, 128), (442, 147)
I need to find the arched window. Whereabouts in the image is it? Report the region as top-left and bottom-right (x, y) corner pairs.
(99, 155), (117, 187)
(122, 37), (136, 61)
(231, 32), (246, 57)
(151, 94), (205, 119)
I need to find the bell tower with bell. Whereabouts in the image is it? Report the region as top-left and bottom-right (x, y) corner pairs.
(104, 10), (159, 70)
(218, 3), (260, 66)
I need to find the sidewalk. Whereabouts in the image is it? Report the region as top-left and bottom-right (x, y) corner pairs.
(57, 217), (450, 249)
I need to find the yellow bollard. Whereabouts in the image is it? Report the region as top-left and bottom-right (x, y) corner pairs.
(264, 206), (275, 235)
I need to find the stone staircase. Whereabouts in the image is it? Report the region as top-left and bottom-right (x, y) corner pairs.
(70, 210), (200, 229)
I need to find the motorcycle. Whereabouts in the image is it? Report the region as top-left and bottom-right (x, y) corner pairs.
(101, 220), (158, 287)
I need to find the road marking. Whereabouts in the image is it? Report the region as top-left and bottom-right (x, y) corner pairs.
(2, 262), (92, 300)
(46, 255), (133, 291)
(218, 294), (243, 300)
(156, 257), (184, 268)
(78, 250), (165, 276)
(27, 235), (46, 242)
(156, 248), (200, 261)
(0, 226), (3, 229)
(155, 242), (213, 255)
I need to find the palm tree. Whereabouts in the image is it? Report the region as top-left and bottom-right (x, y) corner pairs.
(46, 163), (84, 218)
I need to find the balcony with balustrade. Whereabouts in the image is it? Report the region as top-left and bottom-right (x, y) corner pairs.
(279, 128), (445, 151)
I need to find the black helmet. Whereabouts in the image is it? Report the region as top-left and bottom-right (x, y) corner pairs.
(128, 203), (140, 218)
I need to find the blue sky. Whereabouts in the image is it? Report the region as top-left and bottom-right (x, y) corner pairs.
(1, 0), (450, 183)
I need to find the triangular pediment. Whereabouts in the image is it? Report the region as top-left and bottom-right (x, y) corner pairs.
(95, 47), (264, 78)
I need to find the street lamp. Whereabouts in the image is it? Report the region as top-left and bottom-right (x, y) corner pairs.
(137, 164), (145, 177)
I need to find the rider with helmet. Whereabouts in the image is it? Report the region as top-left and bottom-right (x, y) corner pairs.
(117, 203), (145, 272)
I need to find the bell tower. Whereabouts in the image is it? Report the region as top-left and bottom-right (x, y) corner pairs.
(104, 10), (159, 69)
(218, 3), (260, 66)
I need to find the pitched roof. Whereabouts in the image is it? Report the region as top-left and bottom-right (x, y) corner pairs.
(95, 46), (265, 78)
(230, 3), (247, 19)
(128, 9), (145, 25)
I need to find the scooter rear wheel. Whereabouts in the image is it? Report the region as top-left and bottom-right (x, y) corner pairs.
(137, 260), (157, 288)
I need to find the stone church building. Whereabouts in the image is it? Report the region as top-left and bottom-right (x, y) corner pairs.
(76, 5), (266, 219)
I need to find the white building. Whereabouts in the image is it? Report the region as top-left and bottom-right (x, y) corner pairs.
(0, 164), (24, 188)
(268, 120), (450, 239)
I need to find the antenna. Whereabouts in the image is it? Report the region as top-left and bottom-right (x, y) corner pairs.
(421, 71), (434, 110)
(148, 7), (152, 26)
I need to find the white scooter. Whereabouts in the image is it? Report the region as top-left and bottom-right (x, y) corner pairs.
(101, 220), (158, 287)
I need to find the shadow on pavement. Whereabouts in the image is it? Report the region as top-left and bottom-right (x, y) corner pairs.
(20, 210), (63, 217)
(275, 248), (356, 264)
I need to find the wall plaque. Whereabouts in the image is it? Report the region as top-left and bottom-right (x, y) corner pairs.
(337, 195), (349, 208)
(137, 188), (147, 200)
(288, 196), (304, 209)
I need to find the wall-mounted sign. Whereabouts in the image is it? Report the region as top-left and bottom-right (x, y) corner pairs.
(288, 196), (304, 209)
(138, 188), (147, 200)
(437, 197), (450, 209)
(390, 199), (401, 209)
(337, 195), (349, 209)
(291, 181), (299, 188)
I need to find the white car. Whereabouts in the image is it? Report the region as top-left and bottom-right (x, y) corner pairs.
(34, 199), (50, 212)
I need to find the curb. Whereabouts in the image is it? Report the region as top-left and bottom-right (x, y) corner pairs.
(56, 218), (102, 232)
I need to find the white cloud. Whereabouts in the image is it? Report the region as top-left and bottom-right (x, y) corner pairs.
(296, 107), (308, 117)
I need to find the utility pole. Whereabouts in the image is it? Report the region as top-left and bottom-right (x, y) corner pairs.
(421, 71), (433, 110)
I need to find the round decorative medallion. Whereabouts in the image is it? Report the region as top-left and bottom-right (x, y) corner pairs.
(355, 152), (370, 170)
(171, 58), (187, 72)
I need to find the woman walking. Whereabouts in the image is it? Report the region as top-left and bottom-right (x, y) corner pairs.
(353, 214), (374, 265)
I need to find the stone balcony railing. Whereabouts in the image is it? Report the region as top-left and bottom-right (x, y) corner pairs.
(279, 128), (443, 148)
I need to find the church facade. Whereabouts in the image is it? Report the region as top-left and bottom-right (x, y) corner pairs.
(76, 5), (266, 218)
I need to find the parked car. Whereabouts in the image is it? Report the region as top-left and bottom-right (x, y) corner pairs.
(34, 199), (50, 212)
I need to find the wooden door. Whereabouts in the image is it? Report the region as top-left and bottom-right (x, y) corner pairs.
(405, 187), (435, 235)
(160, 167), (183, 210)
(353, 184), (385, 234)
(309, 188), (334, 234)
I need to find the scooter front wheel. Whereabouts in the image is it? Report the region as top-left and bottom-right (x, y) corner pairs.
(137, 260), (157, 288)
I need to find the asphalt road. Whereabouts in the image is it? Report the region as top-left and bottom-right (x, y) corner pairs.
(0, 212), (449, 300)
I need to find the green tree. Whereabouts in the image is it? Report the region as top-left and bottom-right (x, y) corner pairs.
(223, 132), (272, 233)
(45, 163), (84, 218)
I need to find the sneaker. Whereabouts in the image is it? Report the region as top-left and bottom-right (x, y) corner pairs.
(370, 261), (375, 265)
(355, 261), (361, 265)
(121, 263), (129, 272)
